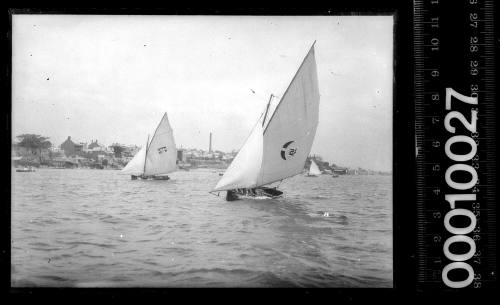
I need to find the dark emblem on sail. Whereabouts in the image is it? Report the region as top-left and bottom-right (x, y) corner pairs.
(158, 146), (168, 154)
(280, 141), (297, 160)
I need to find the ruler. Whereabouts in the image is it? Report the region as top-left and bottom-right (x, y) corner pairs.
(414, 0), (496, 289)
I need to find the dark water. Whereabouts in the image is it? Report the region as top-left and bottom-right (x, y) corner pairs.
(11, 168), (392, 287)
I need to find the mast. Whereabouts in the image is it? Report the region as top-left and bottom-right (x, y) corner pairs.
(213, 41), (319, 191)
(262, 94), (273, 127)
(143, 134), (149, 175)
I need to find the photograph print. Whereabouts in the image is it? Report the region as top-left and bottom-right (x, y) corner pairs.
(11, 14), (393, 287)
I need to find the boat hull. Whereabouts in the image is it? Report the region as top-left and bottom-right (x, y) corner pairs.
(131, 175), (170, 181)
(16, 168), (36, 172)
(151, 175), (170, 180)
(226, 187), (283, 201)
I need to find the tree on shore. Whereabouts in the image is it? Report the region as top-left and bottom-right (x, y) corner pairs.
(15, 134), (52, 162)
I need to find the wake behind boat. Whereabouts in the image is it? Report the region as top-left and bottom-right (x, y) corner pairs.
(212, 42), (320, 201)
(120, 112), (177, 180)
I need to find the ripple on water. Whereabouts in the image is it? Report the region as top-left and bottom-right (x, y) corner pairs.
(11, 169), (392, 287)
(62, 241), (117, 249)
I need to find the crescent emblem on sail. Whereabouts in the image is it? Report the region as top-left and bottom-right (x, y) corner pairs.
(280, 141), (297, 160)
(158, 146), (168, 154)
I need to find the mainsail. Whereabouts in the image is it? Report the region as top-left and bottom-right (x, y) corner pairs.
(214, 42), (320, 191)
(308, 159), (321, 176)
(144, 113), (177, 176)
(120, 112), (177, 176)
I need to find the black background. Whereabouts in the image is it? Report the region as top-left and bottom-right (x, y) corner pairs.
(1, 2), (497, 303)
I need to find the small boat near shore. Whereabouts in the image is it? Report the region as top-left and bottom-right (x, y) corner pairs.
(306, 159), (321, 177)
(139, 175), (171, 181)
(16, 166), (36, 172)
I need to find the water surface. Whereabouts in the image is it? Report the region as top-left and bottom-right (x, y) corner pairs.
(11, 168), (392, 287)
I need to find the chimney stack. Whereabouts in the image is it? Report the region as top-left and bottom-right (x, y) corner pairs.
(209, 132), (212, 153)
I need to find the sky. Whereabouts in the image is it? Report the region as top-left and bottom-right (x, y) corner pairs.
(12, 15), (393, 172)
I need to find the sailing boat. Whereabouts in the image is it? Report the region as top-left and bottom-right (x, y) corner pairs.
(121, 112), (177, 180)
(306, 159), (321, 177)
(212, 42), (320, 201)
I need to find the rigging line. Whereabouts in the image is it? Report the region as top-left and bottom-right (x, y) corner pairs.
(250, 90), (281, 103)
(262, 94), (273, 127)
(277, 179), (284, 188)
(259, 94), (274, 185)
(143, 134), (150, 175)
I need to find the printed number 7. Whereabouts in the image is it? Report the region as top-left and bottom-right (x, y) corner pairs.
(446, 88), (478, 110)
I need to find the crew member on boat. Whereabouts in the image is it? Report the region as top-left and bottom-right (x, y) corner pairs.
(226, 190), (238, 201)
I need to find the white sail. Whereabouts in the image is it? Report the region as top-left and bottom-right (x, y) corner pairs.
(144, 112), (177, 176)
(257, 43), (320, 186)
(120, 144), (147, 175)
(309, 159), (321, 176)
(213, 117), (264, 191)
(214, 42), (320, 191)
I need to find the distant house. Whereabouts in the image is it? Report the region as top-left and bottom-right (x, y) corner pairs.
(347, 168), (359, 175)
(332, 167), (348, 175)
(60, 136), (84, 157)
(89, 140), (109, 153)
(221, 154), (233, 162)
(122, 145), (139, 158)
(48, 147), (65, 160)
(51, 157), (78, 168)
(88, 140), (101, 150)
(177, 149), (185, 162)
(105, 146), (116, 155)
